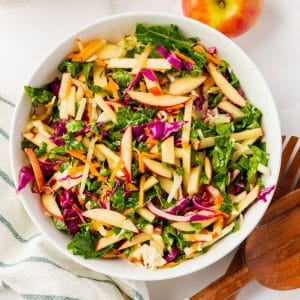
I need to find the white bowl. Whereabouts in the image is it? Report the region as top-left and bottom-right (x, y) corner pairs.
(10, 12), (281, 281)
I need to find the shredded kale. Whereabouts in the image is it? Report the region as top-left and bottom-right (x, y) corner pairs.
(66, 120), (84, 133)
(21, 138), (35, 150)
(220, 193), (233, 215)
(112, 70), (132, 88)
(247, 145), (268, 184)
(111, 182), (125, 211)
(234, 104), (262, 131)
(24, 86), (54, 104)
(116, 106), (156, 128)
(90, 85), (108, 94)
(83, 62), (94, 87)
(34, 142), (47, 157)
(136, 23), (196, 50)
(67, 231), (112, 258)
(51, 217), (68, 232)
(58, 59), (83, 77)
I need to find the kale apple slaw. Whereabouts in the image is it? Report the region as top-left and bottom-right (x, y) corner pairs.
(18, 23), (272, 269)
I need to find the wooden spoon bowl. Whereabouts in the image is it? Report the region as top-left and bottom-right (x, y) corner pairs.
(246, 188), (300, 290)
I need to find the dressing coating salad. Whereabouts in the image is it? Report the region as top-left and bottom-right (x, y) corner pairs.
(18, 23), (274, 269)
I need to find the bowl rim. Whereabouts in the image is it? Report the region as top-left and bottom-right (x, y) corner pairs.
(9, 11), (282, 281)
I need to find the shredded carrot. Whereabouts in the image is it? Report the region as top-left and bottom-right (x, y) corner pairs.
(123, 208), (135, 216)
(67, 39), (105, 62)
(215, 194), (224, 207)
(78, 72), (85, 83)
(212, 232), (219, 239)
(91, 220), (105, 231)
(160, 262), (178, 269)
(24, 148), (45, 191)
(68, 150), (105, 182)
(193, 45), (224, 66)
(184, 253), (198, 259)
(106, 77), (120, 100)
(89, 164), (106, 182)
(173, 50), (195, 64)
(139, 175), (145, 208)
(102, 250), (119, 258)
(149, 86), (162, 96)
(126, 183), (139, 191)
(95, 58), (107, 67)
(142, 152), (161, 159)
(103, 124), (113, 131)
(109, 159), (123, 182)
(77, 195), (85, 207)
(84, 86), (94, 99)
(146, 138), (157, 145)
(204, 75), (215, 88)
(139, 81), (146, 92)
(135, 150), (145, 173)
(164, 104), (185, 112)
(68, 150), (86, 161)
(192, 242), (200, 250)
(69, 166), (85, 176)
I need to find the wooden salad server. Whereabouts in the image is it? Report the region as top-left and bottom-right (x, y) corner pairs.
(191, 188), (300, 300)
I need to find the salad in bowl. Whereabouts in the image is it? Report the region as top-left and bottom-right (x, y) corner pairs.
(17, 22), (273, 270)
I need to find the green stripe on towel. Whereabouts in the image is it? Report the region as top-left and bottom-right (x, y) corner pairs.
(0, 214), (41, 243)
(0, 169), (15, 188)
(0, 94), (15, 107)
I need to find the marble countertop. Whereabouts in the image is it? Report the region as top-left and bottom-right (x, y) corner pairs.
(0, 0), (299, 299)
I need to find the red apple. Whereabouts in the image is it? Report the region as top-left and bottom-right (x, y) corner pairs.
(120, 126), (132, 181)
(182, 0), (264, 38)
(143, 157), (172, 178)
(127, 91), (190, 108)
(41, 192), (63, 220)
(83, 209), (138, 232)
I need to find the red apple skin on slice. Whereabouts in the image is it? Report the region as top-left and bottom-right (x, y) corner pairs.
(120, 126), (132, 181)
(41, 192), (63, 221)
(143, 157), (172, 178)
(127, 91), (190, 108)
(105, 100), (125, 110)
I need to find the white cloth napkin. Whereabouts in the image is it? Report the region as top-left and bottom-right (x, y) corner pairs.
(0, 95), (148, 300)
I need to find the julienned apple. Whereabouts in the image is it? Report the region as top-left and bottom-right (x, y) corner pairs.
(182, 0), (263, 37)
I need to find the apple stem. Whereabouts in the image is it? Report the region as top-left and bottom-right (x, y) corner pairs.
(218, 0), (225, 9)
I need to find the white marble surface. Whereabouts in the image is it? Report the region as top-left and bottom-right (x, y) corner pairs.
(0, 0), (299, 299)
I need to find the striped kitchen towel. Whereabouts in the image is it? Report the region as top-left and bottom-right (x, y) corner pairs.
(0, 94), (148, 300)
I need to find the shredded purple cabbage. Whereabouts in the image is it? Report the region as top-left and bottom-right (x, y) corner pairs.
(257, 185), (275, 202)
(195, 85), (206, 112)
(165, 246), (181, 263)
(132, 121), (186, 141)
(164, 198), (190, 214)
(156, 45), (182, 71)
(17, 165), (34, 192)
(237, 87), (246, 98)
(228, 182), (245, 195)
(39, 160), (57, 177)
(142, 69), (157, 82)
(182, 60), (193, 70)
(49, 77), (61, 98)
(208, 46), (217, 55)
(51, 121), (67, 146)
(59, 190), (84, 235)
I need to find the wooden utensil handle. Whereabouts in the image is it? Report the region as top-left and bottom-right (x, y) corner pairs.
(191, 263), (253, 300)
